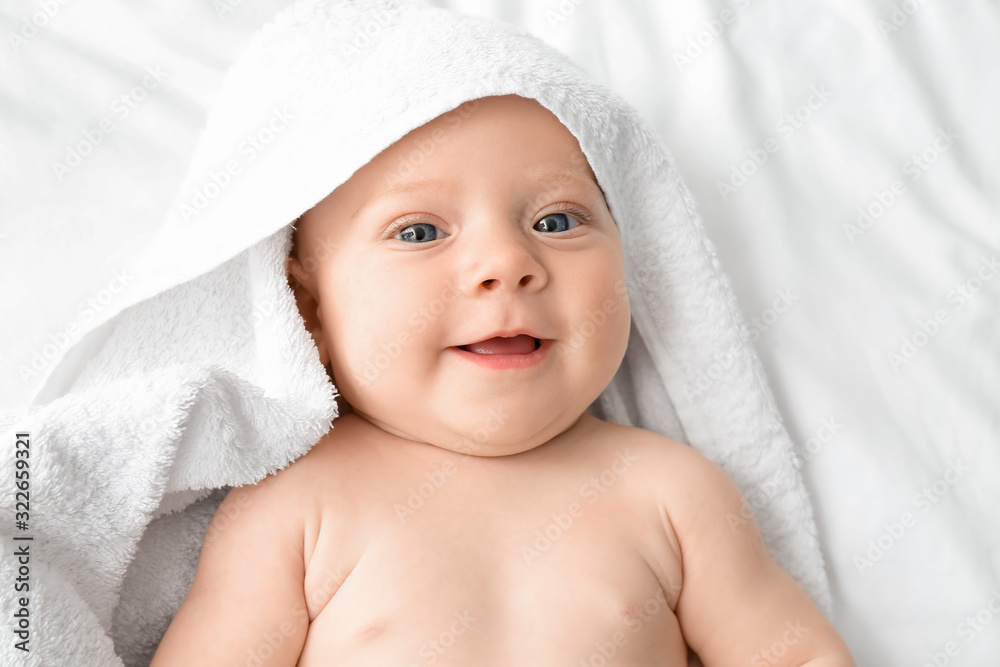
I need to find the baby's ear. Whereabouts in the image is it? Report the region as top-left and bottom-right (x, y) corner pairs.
(285, 256), (329, 365)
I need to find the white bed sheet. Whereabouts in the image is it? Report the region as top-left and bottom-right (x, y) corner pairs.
(1, 0), (997, 664)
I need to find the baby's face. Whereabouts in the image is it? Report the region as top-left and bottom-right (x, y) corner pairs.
(289, 94), (629, 456)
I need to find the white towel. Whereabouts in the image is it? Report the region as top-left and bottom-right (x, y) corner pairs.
(0, 0), (831, 664)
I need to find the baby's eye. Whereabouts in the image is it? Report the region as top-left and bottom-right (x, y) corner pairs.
(534, 212), (581, 234)
(391, 209), (585, 242)
(395, 222), (444, 243)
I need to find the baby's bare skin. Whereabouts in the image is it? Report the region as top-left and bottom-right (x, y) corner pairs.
(151, 94), (853, 666)
(294, 410), (686, 665)
(153, 406), (851, 666)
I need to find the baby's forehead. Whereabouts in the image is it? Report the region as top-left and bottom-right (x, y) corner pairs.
(306, 95), (606, 227)
(376, 95), (598, 180)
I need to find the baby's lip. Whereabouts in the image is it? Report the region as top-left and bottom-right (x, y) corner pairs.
(453, 328), (545, 348)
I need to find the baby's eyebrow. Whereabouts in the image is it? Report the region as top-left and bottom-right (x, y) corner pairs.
(350, 178), (449, 223)
(519, 159), (607, 204)
(525, 170), (608, 214)
(528, 164), (603, 195)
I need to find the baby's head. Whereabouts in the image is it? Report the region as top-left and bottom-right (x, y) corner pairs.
(287, 94), (630, 456)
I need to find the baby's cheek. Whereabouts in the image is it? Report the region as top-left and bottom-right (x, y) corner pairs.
(591, 278), (630, 335)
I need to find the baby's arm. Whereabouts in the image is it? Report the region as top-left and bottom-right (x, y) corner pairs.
(660, 442), (855, 666)
(149, 472), (310, 666)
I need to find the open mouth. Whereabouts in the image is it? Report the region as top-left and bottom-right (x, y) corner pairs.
(451, 334), (551, 369)
(457, 334), (541, 355)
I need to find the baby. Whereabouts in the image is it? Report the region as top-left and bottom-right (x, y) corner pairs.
(150, 94), (854, 666)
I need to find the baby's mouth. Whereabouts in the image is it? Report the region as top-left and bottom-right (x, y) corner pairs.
(457, 335), (541, 355)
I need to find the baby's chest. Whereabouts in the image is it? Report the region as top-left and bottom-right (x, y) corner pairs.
(298, 469), (685, 665)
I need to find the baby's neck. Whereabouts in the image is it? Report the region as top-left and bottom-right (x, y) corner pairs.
(341, 406), (595, 463)
(352, 408), (424, 443)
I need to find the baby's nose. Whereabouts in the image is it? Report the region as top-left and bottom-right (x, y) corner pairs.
(481, 274), (534, 290)
(465, 225), (547, 293)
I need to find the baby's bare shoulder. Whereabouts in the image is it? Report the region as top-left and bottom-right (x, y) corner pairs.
(591, 418), (710, 476)
(216, 415), (373, 545)
(590, 418), (740, 525)
(152, 421), (355, 664)
(596, 426), (855, 665)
